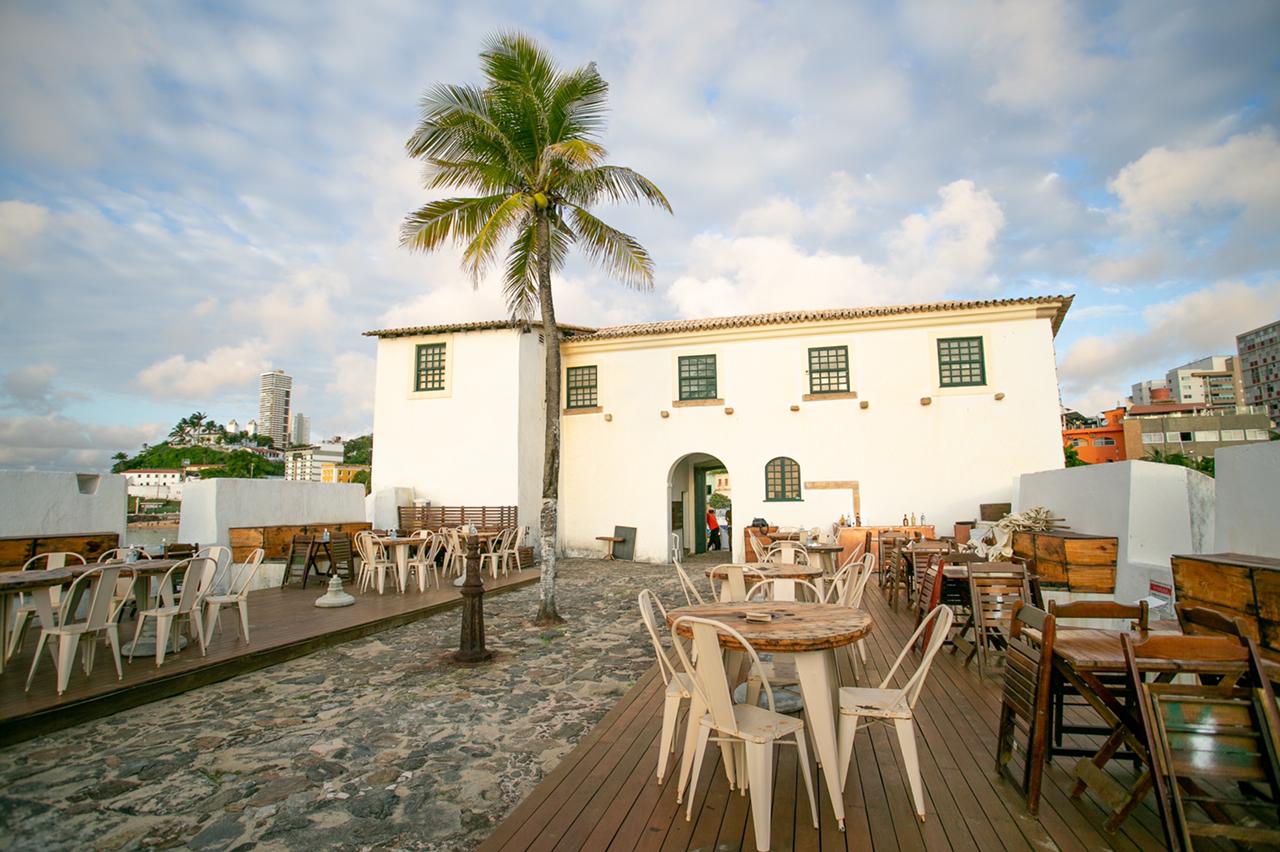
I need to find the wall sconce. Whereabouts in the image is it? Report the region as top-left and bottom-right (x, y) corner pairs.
(724, 407), (734, 415)
(859, 400), (869, 410)
(920, 396), (932, 406)
(994, 392), (1005, 401)
(789, 405), (800, 412)
(660, 410), (669, 418)
(604, 413), (613, 422)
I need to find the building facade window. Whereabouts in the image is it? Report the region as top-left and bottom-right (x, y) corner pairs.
(678, 355), (718, 400)
(566, 365), (598, 409)
(1093, 437), (1116, 447)
(764, 456), (802, 501)
(808, 346), (849, 394)
(937, 336), (986, 387)
(414, 343), (446, 392)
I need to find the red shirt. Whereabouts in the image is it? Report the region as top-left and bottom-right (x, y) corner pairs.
(706, 510), (719, 530)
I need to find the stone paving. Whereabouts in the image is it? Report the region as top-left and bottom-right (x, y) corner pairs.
(0, 558), (688, 850)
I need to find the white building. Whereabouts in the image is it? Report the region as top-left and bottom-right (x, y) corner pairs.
(291, 413), (311, 446)
(285, 442), (345, 481)
(1166, 355), (1235, 406)
(258, 369), (293, 448)
(121, 468), (187, 500)
(246, 419), (258, 437)
(1130, 378), (1169, 406)
(226, 418), (240, 435)
(365, 296), (1071, 563)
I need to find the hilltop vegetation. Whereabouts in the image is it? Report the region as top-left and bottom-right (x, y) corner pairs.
(111, 413), (284, 479)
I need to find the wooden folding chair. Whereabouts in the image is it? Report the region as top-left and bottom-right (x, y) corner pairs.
(967, 563), (1030, 680)
(995, 602), (1056, 814)
(1176, 603), (1249, 638)
(327, 533), (357, 582)
(1123, 633), (1280, 851)
(279, 535), (315, 588)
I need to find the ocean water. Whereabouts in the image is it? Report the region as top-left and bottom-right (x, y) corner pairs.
(124, 525), (180, 551)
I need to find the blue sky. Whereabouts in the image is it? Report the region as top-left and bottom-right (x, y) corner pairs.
(2, 0), (1279, 470)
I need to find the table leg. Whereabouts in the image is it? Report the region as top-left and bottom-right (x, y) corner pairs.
(0, 594), (12, 673)
(794, 649), (845, 829)
(395, 547), (409, 593)
(775, 579), (797, 602)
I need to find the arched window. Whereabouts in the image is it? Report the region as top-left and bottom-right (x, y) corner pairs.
(764, 457), (801, 502)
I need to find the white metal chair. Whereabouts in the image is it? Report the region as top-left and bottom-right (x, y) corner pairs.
(98, 547), (151, 563)
(6, 551), (87, 661)
(25, 565), (123, 695)
(669, 531), (683, 563)
(195, 545), (233, 586)
(480, 527), (515, 580)
(748, 533), (769, 563)
(766, 541), (810, 565)
(130, 557), (213, 666)
(836, 605), (955, 822)
(202, 549), (265, 645)
(671, 615), (818, 851)
(354, 531), (394, 594)
(407, 532), (443, 591)
(673, 560), (707, 607)
(709, 564), (767, 602)
(638, 590), (694, 785)
(441, 527), (468, 578)
(744, 577), (822, 603)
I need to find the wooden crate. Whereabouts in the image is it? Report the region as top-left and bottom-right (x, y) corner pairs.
(1013, 530), (1117, 593)
(228, 522), (372, 562)
(0, 532), (120, 571)
(1172, 552), (1280, 652)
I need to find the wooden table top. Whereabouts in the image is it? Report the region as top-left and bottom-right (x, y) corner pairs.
(705, 563), (823, 580)
(668, 602), (872, 652)
(0, 568), (73, 592)
(768, 531), (804, 541)
(73, 559), (183, 577)
(1052, 627), (1181, 672)
(805, 544), (844, 553)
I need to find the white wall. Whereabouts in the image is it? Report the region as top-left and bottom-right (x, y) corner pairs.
(1214, 441), (1280, 555)
(178, 478), (366, 548)
(562, 309), (1065, 563)
(1015, 461), (1215, 601)
(0, 471), (127, 540)
(516, 330), (548, 551)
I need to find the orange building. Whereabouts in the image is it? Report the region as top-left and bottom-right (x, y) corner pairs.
(1063, 406), (1126, 463)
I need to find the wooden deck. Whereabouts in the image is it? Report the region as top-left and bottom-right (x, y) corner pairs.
(0, 566), (539, 746)
(482, 576), (1174, 852)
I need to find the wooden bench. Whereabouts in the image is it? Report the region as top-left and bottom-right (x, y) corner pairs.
(229, 522), (371, 562)
(595, 536), (624, 560)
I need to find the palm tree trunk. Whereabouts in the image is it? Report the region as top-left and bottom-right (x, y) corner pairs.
(534, 206), (565, 625)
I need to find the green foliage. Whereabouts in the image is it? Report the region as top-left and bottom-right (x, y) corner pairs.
(351, 468), (371, 495)
(113, 444), (232, 474)
(1142, 448), (1215, 477)
(1064, 444), (1089, 467)
(344, 434), (373, 466)
(708, 492), (731, 510)
(198, 450), (284, 479)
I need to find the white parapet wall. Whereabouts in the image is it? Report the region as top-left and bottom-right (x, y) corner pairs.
(0, 470), (127, 540)
(1214, 441), (1280, 556)
(1015, 461), (1215, 603)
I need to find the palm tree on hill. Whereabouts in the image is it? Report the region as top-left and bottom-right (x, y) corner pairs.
(401, 32), (670, 624)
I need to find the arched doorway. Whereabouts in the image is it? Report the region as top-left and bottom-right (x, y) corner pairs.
(667, 452), (731, 559)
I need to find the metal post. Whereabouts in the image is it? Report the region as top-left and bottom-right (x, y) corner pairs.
(454, 533), (492, 663)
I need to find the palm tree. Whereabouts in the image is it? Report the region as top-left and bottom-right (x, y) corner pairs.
(401, 32), (670, 624)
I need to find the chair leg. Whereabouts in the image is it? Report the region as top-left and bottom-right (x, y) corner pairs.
(203, 603), (218, 647)
(237, 599), (250, 643)
(55, 634), (78, 695)
(838, 713), (860, 790)
(744, 741), (775, 851)
(128, 612), (149, 663)
(8, 610), (33, 662)
(686, 725), (711, 822)
(105, 625), (123, 679)
(657, 691), (683, 784)
(794, 731), (819, 829)
(894, 717), (926, 822)
(25, 631), (49, 691)
(154, 615), (172, 667)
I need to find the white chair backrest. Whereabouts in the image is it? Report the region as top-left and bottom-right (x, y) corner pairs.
(746, 577), (822, 602)
(669, 532), (681, 564)
(673, 561), (706, 607)
(769, 542), (809, 565)
(157, 558), (210, 613)
(24, 551), (86, 571)
(847, 554), (876, 608)
(229, 549), (265, 596)
(671, 616), (776, 729)
(414, 532), (442, 566)
(881, 605), (954, 708)
(638, 589), (683, 686)
(749, 534), (768, 562)
(197, 545), (232, 575)
(59, 565), (121, 630)
(411, 529), (430, 539)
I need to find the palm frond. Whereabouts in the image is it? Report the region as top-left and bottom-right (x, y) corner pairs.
(547, 63), (609, 142)
(399, 194), (509, 253)
(408, 83), (531, 181)
(566, 205), (655, 290)
(503, 212), (574, 318)
(425, 158), (521, 194)
(462, 193), (531, 284)
(560, 165), (672, 212)
(481, 32), (554, 167)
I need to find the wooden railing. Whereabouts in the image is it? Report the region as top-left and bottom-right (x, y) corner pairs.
(398, 505), (517, 532)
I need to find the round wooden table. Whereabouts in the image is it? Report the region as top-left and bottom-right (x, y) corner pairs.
(667, 601), (872, 830)
(0, 568), (72, 673)
(705, 563), (824, 601)
(805, 543), (845, 574)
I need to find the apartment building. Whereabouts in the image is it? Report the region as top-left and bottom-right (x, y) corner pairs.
(1063, 406), (1126, 463)
(258, 370), (293, 448)
(284, 442), (345, 481)
(1122, 403), (1272, 460)
(1237, 319), (1280, 423)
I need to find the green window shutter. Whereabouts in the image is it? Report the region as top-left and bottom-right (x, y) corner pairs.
(937, 336), (986, 387)
(678, 355), (718, 400)
(414, 343), (446, 392)
(764, 457), (802, 501)
(566, 365), (598, 408)
(808, 345), (849, 394)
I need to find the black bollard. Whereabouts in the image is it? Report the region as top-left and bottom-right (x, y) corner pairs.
(454, 533), (492, 663)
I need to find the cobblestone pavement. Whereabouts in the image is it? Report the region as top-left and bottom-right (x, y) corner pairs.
(0, 559), (687, 850)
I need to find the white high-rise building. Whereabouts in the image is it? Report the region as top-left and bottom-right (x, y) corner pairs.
(291, 413), (311, 446)
(258, 370), (293, 448)
(226, 418), (240, 436)
(1166, 356), (1237, 408)
(246, 419), (258, 437)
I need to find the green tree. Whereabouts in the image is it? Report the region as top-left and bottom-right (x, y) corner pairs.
(198, 450), (284, 479)
(344, 434), (373, 466)
(1064, 444), (1088, 467)
(1143, 448), (1215, 477)
(401, 32), (670, 624)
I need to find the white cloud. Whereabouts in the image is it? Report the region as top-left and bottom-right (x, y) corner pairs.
(1058, 279), (1280, 412)
(136, 341), (273, 401)
(0, 200), (49, 258)
(0, 363), (85, 414)
(0, 414), (160, 471)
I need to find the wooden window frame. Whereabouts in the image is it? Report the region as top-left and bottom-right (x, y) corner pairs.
(566, 365), (598, 409)
(414, 343), (447, 392)
(808, 345), (850, 394)
(937, 336), (986, 388)
(764, 456), (802, 502)
(678, 355), (718, 401)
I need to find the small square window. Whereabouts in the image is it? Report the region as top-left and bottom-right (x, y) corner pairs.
(808, 346), (849, 394)
(678, 355), (717, 401)
(566, 366), (598, 409)
(937, 336), (986, 387)
(414, 343), (446, 392)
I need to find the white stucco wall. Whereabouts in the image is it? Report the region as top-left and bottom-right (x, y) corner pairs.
(561, 309), (1065, 563)
(516, 330), (548, 550)
(1015, 461), (1215, 602)
(1214, 441), (1280, 555)
(0, 471), (128, 540)
(178, 479), (367, 548)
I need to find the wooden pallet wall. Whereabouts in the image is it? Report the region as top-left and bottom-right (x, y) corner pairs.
(0, 532), (120, 571)
(397, 506), (517, 532)
(1012, 530), (1117, 593)
(228, 522), (371, 562)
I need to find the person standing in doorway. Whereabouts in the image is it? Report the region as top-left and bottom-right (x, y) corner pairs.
(706, 507), (720, 550)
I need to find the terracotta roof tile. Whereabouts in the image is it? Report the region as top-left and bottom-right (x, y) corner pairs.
(363, 319), (598, 339)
